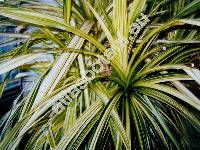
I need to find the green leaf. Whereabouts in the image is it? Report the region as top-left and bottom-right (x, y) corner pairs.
(144, 96), (180, 149)
(89, 92), (123, 150)
(56, 100), (103, 149)
(128, 0), (146, 25)
(175, 0), (200, 18)
(0, 54), (44, 75)
(47, 122), (56, 149)
(63, 0), (71, 24)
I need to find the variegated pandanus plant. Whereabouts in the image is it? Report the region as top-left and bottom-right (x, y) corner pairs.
(0, 0), (200, 149)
